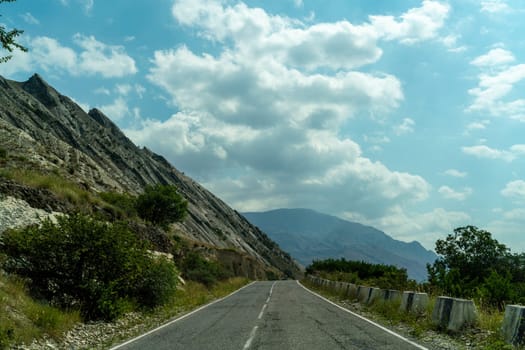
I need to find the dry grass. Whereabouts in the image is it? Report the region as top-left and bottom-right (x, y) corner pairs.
(0, 273), (81, 348)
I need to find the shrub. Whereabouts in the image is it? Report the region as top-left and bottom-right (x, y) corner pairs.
(181, 251), (229, 287)
(135, 184), (187, 228)
(134, 256), (179, 308)
(0, 213), (178, 320)
(99, 191), (137, 218)
(0, 147), (7, 159)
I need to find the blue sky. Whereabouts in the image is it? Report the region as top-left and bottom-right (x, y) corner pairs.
(2, 0), (525, 252)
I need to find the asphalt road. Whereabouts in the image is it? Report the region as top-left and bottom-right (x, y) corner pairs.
(112, 281), (427, 350)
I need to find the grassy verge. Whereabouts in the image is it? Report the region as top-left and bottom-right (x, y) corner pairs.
(0, 273), (81, 348)
(1, 274), (249, 349)
(301, 279), (515, 350)
(101, 277), (251, 349)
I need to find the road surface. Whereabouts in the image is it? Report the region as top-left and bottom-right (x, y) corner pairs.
(112, 280), (427, 350)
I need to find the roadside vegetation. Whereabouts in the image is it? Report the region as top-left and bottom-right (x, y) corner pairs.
(305, 225), (525, 349)
(0, 174), (248, 348)
(306, 258), (417, 291)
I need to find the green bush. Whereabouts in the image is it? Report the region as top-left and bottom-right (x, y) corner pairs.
(0, 214), (178, 320)
(307, 258), (413, 290)
(181, 251), (229, 287)
(136, 184), (187, 228)
(135, 257), (179, 308)
(0, 147), (7, 159)
(99, 191), (137, 218)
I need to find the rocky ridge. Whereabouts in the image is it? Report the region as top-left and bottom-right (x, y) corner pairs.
(0, 74), (301, 279)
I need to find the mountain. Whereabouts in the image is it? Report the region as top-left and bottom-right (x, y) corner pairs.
(243, 208), (437, 281)
(0, 74), (301, 279)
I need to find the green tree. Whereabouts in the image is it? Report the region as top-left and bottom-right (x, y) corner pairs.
(0, 214), (178, 320)
(1, 0), (27, 63)
(135, 184), (187, 228)
(427, 225), (509, 298)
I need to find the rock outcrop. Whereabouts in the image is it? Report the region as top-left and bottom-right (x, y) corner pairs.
(0, 74), (301, 279)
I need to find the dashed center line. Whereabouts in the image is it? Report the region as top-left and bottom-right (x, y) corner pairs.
(258, 304), (267, 319)
(243, 282), (276, 349)
(242, 326), (259, 350)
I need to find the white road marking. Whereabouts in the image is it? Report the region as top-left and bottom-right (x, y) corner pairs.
(258, 304), (267, 319)
(109, 281), (256, 350)
(297, 280), (429, 350)
(242, 326), (259, 350)
(246, 281), (276, 348)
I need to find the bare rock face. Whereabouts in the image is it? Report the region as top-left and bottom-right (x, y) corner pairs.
(0, 74), (301, 279)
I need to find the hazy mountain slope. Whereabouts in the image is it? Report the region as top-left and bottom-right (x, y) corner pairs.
(243, 208), (437, 281)
(0, 74), (301, 279)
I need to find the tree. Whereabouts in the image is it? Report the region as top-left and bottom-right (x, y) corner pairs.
(1, 0), (27, 63)
(135, 184), (187, 228)
(427, 225), (509, 297)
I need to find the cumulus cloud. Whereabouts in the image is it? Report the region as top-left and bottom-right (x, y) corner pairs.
(466, 120), (490, 132)
(501, 180), (525, 199)
(0, 34), (137, 78)
(486, 210), (525, 252)
(369, 0), (450, 45)
(438, 186), (473, 201)
(73, 34), (137, 77)
(126, 0), (446, 220)
(462, 144), (525, 162)
(57, 0), (94, 14)
(444, 169), (467, 178)
(355, 206), (471, 249)
(480, 0), (511, 13)
(467, 48), (525, 121)
(470, 48), (515, 67)
(394, 118), (415, 135)
(99, 97), (129, 120)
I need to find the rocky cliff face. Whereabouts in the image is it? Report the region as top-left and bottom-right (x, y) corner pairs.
(0, 74), (301, 279)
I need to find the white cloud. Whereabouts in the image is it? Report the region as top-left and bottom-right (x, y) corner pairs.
(99, 97), (129, 120)
(461, 144), (517, 162)
(486, 211), (525, 252)
(31, 36), (78, 73)
(369, 0), (450, 45)
(357, 206), (471, 249)
(115, 84), (132, 96)
(73, 34), (137, 77)
(466, 120), (489, 131)
(149, 46), (402, 129)
(171, 0), (449, 72)
(438, 186), (473, 201)
(21, 12), (40, 25)
(56, 0), (94, 14)
(394, 118), (415, 135)
(480, 0), (511, 13)
(440, 34), (467, 53)
(470, 48), (515, 68)
(124, 0), (446, 228)
(468, 48), (525, 120)
(501, 180), (525, 199)
(94, 87), (111, 95)
(0, 34), (137, 78)
(444, 169), (467, 178)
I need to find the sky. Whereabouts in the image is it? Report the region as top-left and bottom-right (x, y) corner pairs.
(1, 0), (525, 252)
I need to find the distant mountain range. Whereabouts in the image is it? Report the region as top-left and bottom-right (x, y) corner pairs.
(243, 208), (437, 281)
